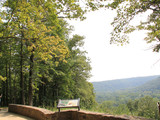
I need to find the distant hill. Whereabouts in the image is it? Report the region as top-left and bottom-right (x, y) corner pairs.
(131, 76), (160, 92)
(92, 75), (160, 93)
(92, 75), (160, 102)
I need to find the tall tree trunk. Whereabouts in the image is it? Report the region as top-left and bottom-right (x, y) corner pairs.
(5, 63), (8, 106)
(2, 80), (5, 106)
(9, 60), (11, 103)
(28, 52), (34, 106)
(24, 74), (28, 104)
(20, 38), (25, 104)
(9, 42), (12, 104)
(38, 82), (43, 106)
(13, 73), (16, 104)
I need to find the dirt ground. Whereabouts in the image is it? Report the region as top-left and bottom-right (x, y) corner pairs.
(0, 108), (33, 120)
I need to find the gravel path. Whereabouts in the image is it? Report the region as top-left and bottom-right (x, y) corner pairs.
(0, 108), (34, 120)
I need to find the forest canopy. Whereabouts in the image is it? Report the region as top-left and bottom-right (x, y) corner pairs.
(0, 0), (96, 108)
(109, 0), (160, 52)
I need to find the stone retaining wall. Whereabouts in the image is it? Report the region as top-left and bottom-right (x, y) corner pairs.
(9, 104), (54, 120)
(8, 104), (138, 120)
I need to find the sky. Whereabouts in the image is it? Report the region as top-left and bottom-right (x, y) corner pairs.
(68, 8), (160, 82)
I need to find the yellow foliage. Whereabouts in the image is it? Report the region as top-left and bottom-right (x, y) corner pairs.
(0, 75), (7, 81)
(2, 0), (69, 64)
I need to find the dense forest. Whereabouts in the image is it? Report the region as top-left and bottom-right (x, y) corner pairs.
(93, 76), (159, 93)
(93, 76), (160, 102)
(92, 76), (160, 119)
(95, 96), (159, 119)
(0, 0), (99, 109)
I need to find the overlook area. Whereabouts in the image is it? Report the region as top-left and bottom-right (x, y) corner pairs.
(0, 104), (154, 120)
(0, 0), (160, 120)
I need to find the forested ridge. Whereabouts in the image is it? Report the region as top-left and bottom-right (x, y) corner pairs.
(93, 75), (160, 93)
(0, 0), (97, 109)
(93, 75), (160, 102)
(93, 76), (160, 119)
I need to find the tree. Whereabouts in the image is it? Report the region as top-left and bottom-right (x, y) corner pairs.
(137, 96), (158, 119)
(127, 99), (138, 115)
(109, 0), (160, 51)
(55, 34), (96, 109)
(0, 0), (98, 106)
(98, 101), (115, 113)
(1, 0), (70, 105)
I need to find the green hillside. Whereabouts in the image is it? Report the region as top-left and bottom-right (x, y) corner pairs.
(133, 77), (160, 92)
(92, 75), (159, 92)
(92, 75), (160, 102)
